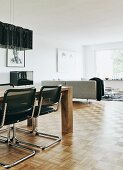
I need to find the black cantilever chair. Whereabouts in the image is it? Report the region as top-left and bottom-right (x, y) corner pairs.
(17, 85), (62, 150)
(0, 88), (36, 169)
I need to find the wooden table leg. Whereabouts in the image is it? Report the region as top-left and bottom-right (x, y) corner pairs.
(61, 87), (73, 135)
(27, 117), (37, 127)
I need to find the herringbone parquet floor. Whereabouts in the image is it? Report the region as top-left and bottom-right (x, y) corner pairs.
(1, 101), (123, 170)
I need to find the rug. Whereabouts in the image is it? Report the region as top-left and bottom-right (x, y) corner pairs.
(102, 94), (123, 101)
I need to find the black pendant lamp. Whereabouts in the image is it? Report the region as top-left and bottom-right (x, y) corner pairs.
(0, 0), (33, 50)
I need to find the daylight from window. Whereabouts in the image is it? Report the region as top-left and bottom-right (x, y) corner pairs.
(96, 49), (123, 80)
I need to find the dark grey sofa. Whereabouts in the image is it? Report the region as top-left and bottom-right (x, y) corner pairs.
(41, 80), (97, 100)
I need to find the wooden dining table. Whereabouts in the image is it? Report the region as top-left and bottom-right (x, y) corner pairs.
(0, 85), (73, 135)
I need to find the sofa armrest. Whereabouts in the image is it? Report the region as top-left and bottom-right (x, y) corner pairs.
(66, 81), (96, 99)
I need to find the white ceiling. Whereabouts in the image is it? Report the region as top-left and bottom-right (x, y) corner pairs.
(0, 0), (123, 45)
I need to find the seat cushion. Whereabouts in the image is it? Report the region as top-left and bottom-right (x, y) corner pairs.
(0, 109), (33, 125)
(34, 105), (54, 117)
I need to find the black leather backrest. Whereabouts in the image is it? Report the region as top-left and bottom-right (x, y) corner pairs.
(3, 88), (36, 117)
(39, 86), (61, 106)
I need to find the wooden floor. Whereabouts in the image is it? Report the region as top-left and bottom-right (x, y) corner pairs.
(1, 100), (123, 170)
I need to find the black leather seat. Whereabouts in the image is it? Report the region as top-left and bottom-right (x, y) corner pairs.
(17, 79), (33, 86)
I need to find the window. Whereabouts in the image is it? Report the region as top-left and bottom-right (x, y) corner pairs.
(96, 49), (123, 80)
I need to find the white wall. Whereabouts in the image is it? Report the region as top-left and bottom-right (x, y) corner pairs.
(0, 33), (83, 84)
(83, 45), (96, 79)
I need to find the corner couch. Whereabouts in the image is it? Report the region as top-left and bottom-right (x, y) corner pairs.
(41, 80), (97, 100)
